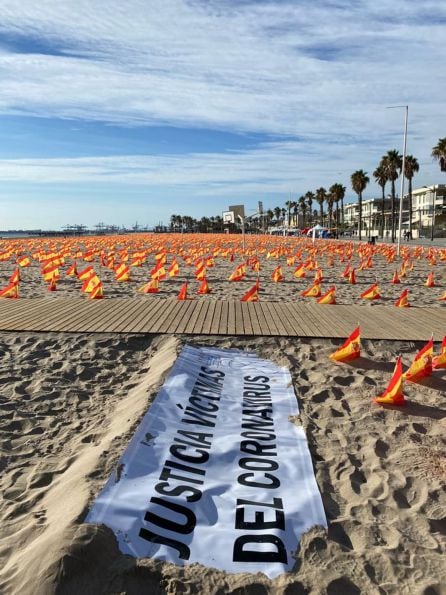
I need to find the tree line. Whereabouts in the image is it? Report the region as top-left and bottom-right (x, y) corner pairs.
(169, 138), (445, 237)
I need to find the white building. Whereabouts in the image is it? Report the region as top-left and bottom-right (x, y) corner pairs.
(407, 185), (446, 228)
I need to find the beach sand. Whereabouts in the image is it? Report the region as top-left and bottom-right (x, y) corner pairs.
(1, 237), (445, 306)
(0, 332), (444, 595)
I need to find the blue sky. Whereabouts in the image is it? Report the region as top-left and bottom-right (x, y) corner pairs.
(0, 0), (445, 229)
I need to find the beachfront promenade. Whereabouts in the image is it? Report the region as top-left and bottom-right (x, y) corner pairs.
(0, 297), (444, 340)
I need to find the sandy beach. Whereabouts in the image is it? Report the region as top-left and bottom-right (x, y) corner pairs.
(0, 236), (445, 594)
(0, 331), (444, 594)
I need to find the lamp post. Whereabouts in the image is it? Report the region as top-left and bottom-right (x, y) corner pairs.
(431, 185), (436, 241)
(386, 105), (408, 255)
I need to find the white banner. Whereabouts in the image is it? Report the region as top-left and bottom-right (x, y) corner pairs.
(86, 345), (326, 578)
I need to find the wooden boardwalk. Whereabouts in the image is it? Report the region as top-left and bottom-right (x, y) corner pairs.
(0, 298), (444, 340)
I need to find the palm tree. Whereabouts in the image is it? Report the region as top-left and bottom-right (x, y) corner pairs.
(404, 155), (419, 239)
(266, 209), (274, 228)
(273, 206), (281, 224)
(315, 187), (326, 225)
(298, 196), (306, 226)
(432, 137), (446, 172)
(305, 191), (314, 225)
(382, 150), (402, 242)
(329, 183), (346, 228)
(373, 164), (387, 238)
(285, 200), (295, 227)
(351, 170), (370, 241)
(327, 193), (335, 228)
(293, 202), (299, 226)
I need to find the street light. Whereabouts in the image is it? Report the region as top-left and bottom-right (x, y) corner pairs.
(386, 105), (408, 255)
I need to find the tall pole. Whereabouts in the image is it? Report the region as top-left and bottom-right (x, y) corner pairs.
(431, 185), (436, 241)
(397, 106), (408, 256)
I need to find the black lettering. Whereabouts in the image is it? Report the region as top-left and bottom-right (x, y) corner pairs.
(155, 482), (202, 502)
(240, 440), (277, 457)
(169, 444), (209, 464)
(176, 430), (213, 446)
(200, 366), (225, 378)
(139, 528), (190, 560)
(144, 497), (196, 534)
(235, 507), (285, 531)
(239, 457), (279, 472)
(160, 466), (204, 485)
(243, 375), (269, 384)
(241, 431), (277, 441)
(189, 397), (219, 413)
(238, 472), (280, 489)
(182, 408), (216, 427)
(233, 535), (287, 563)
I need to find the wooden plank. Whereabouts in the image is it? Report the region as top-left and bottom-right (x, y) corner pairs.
(183, 300), (206, 334)
(3, 300), (79, 331)
(149, 299), (182, 334)
(210, 301), (223, 335)
(285, 304), (312, 337)
(174, 300), (198, 334)
(262, 302), (289, 336)
(0, 298), (53, 327)
(59, 298), (123, 333)
(218, 301), (229, 334)
(104, 300), (144, 333)
(201, 301), (217, 335)
(305, 302), (346, 338)
(227, 301), (236, 335)
(192, 299), (211, 334)
(239, 301), (253, 335)
(125, 298), (168, 333)
(246, 302), (263, 336)
(273, 303), (299, 336)
(251, 302), (274, 336)
(76, 298), (131, 333)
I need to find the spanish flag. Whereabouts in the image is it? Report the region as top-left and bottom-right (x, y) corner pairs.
(77, 265), (94, 280)
(271, 266), (283, 282)
(178, 282), (188, 300)
(301, 283), (321, 298)
(89, 282), (104, 299)
(168, 259), (180, 277)
(395, 289), (410, 307)
(195, 264), (207, 281)
(293, 264), (306, 278)
(9, 268), (20, 284)
(151, 265), (166, 281)
(361, 283), (381, 300)
(403, 338), (434, 382)
(0, 281), (18, 299)
(17, 255), (31, 267)
(115, 263), (130, 282)
(348, 268), (356, 284)
(425, 272), (435, 287)
(391, 270), (400, 284)
(48, 276), (57, 291)
(81, 273), (101, 293)
(229, 265), (245, 281)
(374, 356), (405, 405)
(198, 278), (211, 294)
(66, 262), (78, 277)
(314, 268), (323, 283)
(330, 326), (360, 362)
(241, 282), (259, 302)
(432, 336), (446, 370)
(341, 264), (350, 278)
(317, 286), (336, 304)
(138, 279), (159, 294)
(42, 265), (60, 282)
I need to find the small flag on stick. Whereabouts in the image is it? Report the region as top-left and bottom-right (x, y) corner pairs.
(374, 356), (405, 406)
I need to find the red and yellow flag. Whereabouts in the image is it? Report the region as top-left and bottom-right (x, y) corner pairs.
(89, 282), (104, 299)
(77, 265), (94, 280)
(432, 336), (446, 370)
(241, 282), (259, 302)
(0, 281), (18, 299)
(395, 289), (410, 307)
(391, 270), (400, 284)
(168, 259), (180, 277)
(17, 255), (31, 267)
(198, 278), (211, 294)
(66, 262), (78, 277)
(425, 272), (435, 287)
(9, 268), (20, 284)
(293, 264), (306, 278)
(178, 282), (188, 300)
(317, 286), (336, 304)
(229, 264), (246, 281)
(374, 356), (405, 406)
(138, 279), (159, 294)
(115, 263), (130, 281)
(301, 283), (321, 298)
(330, 326), (360, 362)
(348, 268), (356, 284)
(403, 338), (434, 382)
(361, 283), (381, 300)
(271, 266), (283, 282)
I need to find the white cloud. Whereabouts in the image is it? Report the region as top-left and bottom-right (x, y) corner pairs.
(0, 0), (444, 140)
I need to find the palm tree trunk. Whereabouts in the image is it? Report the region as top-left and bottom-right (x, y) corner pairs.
(380, 186), (385, 238)
(358, 192), (362, 241)
(408, 178), (413, 239)
(320, 205), (323, 224)
(341, 198), (344, 225)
